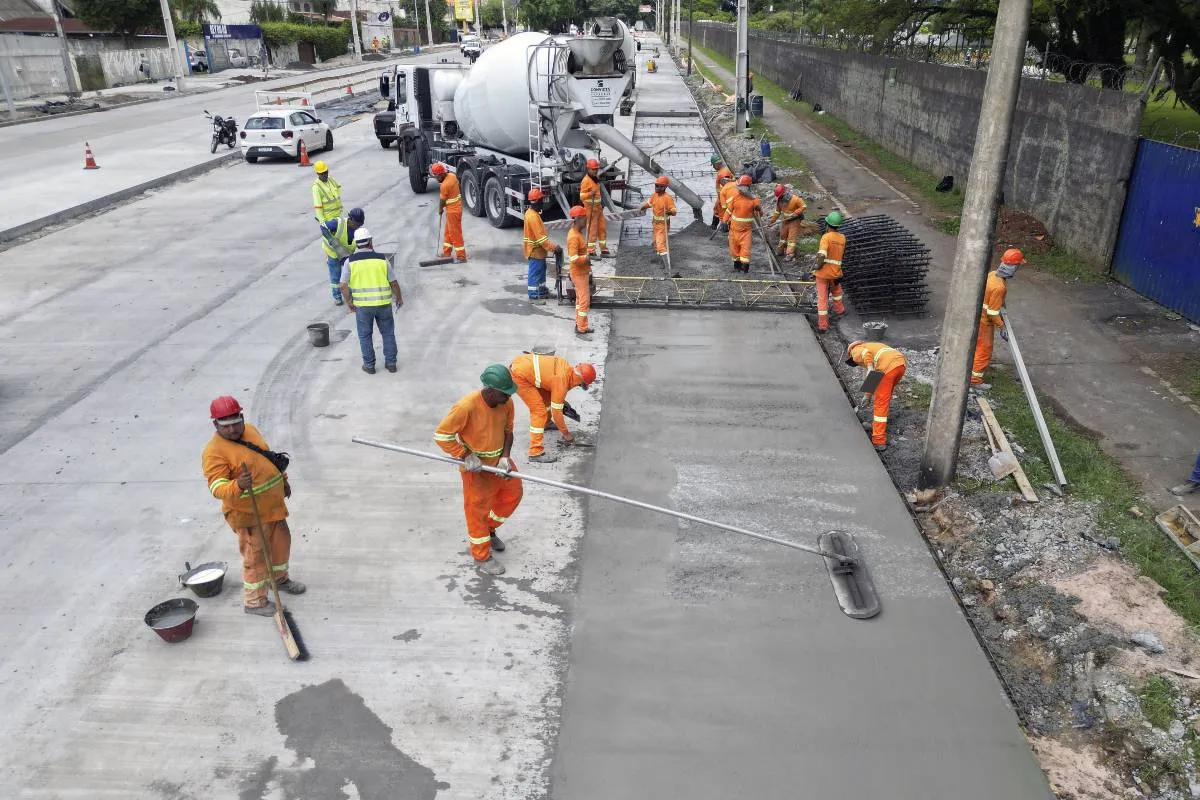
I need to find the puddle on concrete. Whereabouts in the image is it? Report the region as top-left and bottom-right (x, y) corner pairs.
(393, 628), (421, 642)
(481, 298), (555, 317)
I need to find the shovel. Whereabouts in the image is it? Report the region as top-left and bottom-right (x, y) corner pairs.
(982, 418), (1019, 480)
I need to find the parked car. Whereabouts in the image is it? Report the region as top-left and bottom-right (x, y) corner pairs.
(239, 109), (332, 163)
(188, 51), (208, 72)
(460, 35), (481, 59)
(228, 48), (249, 68)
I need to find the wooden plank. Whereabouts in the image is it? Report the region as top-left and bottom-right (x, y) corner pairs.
(977, 397), (1040, 502)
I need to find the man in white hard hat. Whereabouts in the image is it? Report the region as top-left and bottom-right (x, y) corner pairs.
(339, 228), (404, 374)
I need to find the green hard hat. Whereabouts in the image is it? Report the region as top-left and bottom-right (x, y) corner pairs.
(480, 363), (517, 396)
(710, 154), (723, 166)
(826, 211), (845, 228)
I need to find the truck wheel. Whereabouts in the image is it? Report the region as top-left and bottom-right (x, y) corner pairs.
(483, 176), (516, 229)
(408, 139), (429, 194)
(461, 168), (485, 217)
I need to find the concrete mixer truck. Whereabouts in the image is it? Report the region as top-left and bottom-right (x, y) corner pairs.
(375, 19), (704, 229)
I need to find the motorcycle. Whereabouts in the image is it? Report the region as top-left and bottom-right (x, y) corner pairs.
(205, 110), (238, 153)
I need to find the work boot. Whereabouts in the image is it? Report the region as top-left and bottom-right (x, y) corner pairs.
(333, 296), (344, 306)
(489, 531), (506, 552)
(276, 578), (307, 595)
(476, 557), (505, 576)
(385, 363), (397, 373)
(362, 364), (376, 375)
(1171, 481), (1200, 496)
(244, 601), (276, 617)
(528, 452), (558, 464)
(575, 328), (592, 338)
(874, 443), (888, 452)
(600, 249), (612, 258)
(538, 285), (551, 299)
(731, 260), (740, 272)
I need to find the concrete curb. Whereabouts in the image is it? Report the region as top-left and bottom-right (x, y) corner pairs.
(0, 151), (242, 244)
(0, 96), (163, 130)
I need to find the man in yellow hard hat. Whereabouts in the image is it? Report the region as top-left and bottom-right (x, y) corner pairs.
(311, 161), (343, 223)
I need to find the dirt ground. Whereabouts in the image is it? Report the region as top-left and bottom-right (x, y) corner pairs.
(681, 52), (1200, 800)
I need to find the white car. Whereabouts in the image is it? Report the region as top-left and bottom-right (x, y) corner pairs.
(460, 35), (481, 57)
(239, 108), (332, 163)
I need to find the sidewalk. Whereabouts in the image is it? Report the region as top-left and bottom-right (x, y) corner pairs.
(691, 50), (1200, 513)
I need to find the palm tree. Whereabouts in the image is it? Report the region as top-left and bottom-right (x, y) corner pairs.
(172, 0), (223, 23)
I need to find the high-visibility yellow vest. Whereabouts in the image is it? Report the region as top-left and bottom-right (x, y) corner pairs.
(313, 178), (343, 221)
(346, 254), (391, 306)
(321, 218), (357, 260)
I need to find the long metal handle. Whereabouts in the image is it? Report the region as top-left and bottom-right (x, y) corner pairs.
(1000, 312), (1067, 486)
(352, 437), (853, 565)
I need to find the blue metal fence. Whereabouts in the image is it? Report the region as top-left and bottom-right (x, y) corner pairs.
(1112, 139), (1200, 323)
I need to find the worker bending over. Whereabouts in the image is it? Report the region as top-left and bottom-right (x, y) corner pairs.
(580, 158), (610, 257)
(432, 163), (467, 262)
(640, 176), (677, 262)
(434, 365), (523, 576)
(726, 175), (762, 273)
(768, 184), (806, 261)
(311, 161), (343, 222)
(522, 188), (559, 304)
(567, 205), (592, 336)
(319, 207), (363, 305)
(202, 396), (306, 616)
(845, 341), (907, 452)
(814, 212), (847, 331)
(510, 354), (597, 463)
(972, 248), (1024, 386)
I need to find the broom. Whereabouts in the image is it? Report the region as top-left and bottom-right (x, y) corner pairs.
(242, 465), (309, 661)
(419, 208), (454, 267)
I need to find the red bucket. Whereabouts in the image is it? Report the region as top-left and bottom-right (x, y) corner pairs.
(145, 598), (199, 643)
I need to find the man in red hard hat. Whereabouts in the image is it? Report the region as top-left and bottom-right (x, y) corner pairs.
(767, 183), (806, 261)
(432, 162), (467, 262)
(640, 175), (677, 262)
(971, 248), (1024, 387)
(201, 396), (306, 616)
(509, 353), (597, 463)
(522, 187), (559, 305)
(579, 158), (610, 257)
(566, 205), (592, 336)
(726, 174), (762, 273)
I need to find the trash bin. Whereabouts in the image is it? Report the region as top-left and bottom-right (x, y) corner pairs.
(750, 94), (764, 118)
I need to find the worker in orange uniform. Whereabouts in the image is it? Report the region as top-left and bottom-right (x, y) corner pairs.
(509, 353), (597, 463)
(972, 248), (1024, 386)
(716, 173), (739, 238)
(202, 396), (306, 616)
(579, 158), (610, 257)
(523, 187), (559, 304)
(566, 205), (592, 336)
(814, 211), (847, 331)
(710, 154), (733, 226)
(768, 183), (806, 261)
(432, 162), (467, 262)
(845, 341), (907, 452)
(433, 364), (523, 576)
(726, 174), (762, 273)
(640, 175), (677, 262)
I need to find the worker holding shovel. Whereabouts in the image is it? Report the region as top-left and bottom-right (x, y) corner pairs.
(845, 342), (907, 452)
(640, 175), (677, 267)
(767, 184), (806, 262)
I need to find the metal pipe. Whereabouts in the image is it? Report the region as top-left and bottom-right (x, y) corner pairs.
(580, 122), (706, 216)
(1001, 312), (1067, 486)
(352, 437), (854, 565)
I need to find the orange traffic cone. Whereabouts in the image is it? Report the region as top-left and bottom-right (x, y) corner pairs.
(297, 139), (311, 168)
(83, 142), (100, 170)
(344, 84), (353, 96)
(301, 97), (309, 106)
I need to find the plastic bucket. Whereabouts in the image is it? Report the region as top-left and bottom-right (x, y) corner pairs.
(179, 561), (228, 598)
(750, 94), (764, 117)
(145, 598), (199, 644)
(863, 321), (888, 340)
(307, 322), (330, 347)
(760, 138), (772, 158)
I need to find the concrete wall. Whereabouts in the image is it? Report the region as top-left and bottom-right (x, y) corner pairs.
(0, 34), (72, 99)
(97, 46), (182, 86)
(695, 23), (1144, 267)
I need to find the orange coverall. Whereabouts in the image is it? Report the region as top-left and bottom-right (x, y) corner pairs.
(815, 229), (847, 330)
(769, 194), (807, 257)
(440, 172), (466, 261)
(510, 353), (585, 456)
(972, 270), (1008, 384)
(717, 180), (739, 225)
(849, 342), (907, 446)
(201, 423), (291, 607)
(726, 191), (762, 267)
(714, 165), (733, 195)
(434, 392), (523, 562)
(580, 174), (608, 255)
(640, 191), (677, 255)
(567, 225), (591, 332)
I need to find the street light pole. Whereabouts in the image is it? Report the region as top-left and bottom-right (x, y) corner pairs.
(155, 0), (186, 91)
(424, 0), (433, 44)
(48, 0), (80, 96)
(348, 0), (363, 60)
(734, 0), (748, 132)
(918, 0), (1032, 488)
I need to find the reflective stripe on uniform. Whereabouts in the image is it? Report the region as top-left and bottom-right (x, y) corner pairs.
(871, 347), (898, 370)
(240, 473), (284, 497)
(475, 447), (504, 458)
(652, 215), (669, 221)
(731, 215), (753, 222)
(209, 477), (232, 495)
(445, 195), (461, 204)
(271, 563), (288, 573)
(569, 254), (586, 262)
(550, 402), (565, 410)
(434, 432), (457, 442)
(530, 426), (545, 434)
(818, 310), (829, 316)
(577, 310), (588, 318)
(244, 578), (268, 590)
(488, 511), (508, 523)
(873, 416), (888, 423)
(469, 534), (492, 545)
(824, 259), (842, 265)
(532, 354), (543, 388)
(972, 370), (985, 378)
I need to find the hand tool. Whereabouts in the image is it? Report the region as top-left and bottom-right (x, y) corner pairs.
(242, 465), (308, 661)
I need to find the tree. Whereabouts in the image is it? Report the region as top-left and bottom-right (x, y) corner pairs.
(250, 0), (289, 23)
(481, 0), (504, 28)
(73, 0), (160, 37)
(312, 0), (337, 23)
(172, 0), (221, 22)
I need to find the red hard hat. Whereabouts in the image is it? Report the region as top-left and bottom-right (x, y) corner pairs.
(209, 395), (243, 420)
(737, 175), (752, 186)
(528, 187), (544, 202)
(586, 158), (600, 170)
(575, 362), (597, 386)
(1001, 248), (1025, 265)
(430, 162), (447, 176)
(569, 205), (587, 218)
(773, 184), (786, 199)
(655, 175), (670, 187)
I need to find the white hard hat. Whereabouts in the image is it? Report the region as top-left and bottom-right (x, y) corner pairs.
(354, 227), (372, 244)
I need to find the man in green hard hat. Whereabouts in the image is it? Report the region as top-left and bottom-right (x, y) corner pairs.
(434, 364), (523, 576)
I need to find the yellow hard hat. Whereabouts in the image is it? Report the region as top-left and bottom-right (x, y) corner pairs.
(313, 160), (328, 174)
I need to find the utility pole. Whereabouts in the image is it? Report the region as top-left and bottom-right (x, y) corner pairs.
(424, 0), (433, 44)
(0, 59), (16, 117)
(48, 0), (80, 96)
(501, 0), (508, 35)
(686, 0), (693, 75)
(349, 0), (363, 60)
(918, 0), (1032, 489)
(734, 0), (748, 132)
(155, 0), (186, 91)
